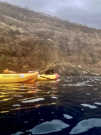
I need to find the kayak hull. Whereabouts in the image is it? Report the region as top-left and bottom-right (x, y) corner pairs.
(0, 72), (38, 83)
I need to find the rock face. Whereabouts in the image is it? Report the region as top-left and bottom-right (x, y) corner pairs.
(0, 2), (101, 75)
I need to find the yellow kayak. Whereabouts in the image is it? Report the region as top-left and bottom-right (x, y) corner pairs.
(3, 69), (59, 81)
(37, 73), (59, 81)
(0, 72), (38, 83)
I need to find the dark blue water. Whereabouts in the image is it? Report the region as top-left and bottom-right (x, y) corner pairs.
(1, 76), (101, 135)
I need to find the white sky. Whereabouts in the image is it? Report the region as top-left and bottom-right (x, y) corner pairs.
(0, 0), (101, 29)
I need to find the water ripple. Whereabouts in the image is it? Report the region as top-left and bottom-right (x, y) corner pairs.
(81, 104), (97, 109)
(29, 119), (69, 134)
(70, 118), (101, 134)
(22, 98), (45, 103)
(63, 114), (73, 119)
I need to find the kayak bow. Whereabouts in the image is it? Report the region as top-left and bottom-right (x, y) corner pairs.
(37, 73), (59, 81)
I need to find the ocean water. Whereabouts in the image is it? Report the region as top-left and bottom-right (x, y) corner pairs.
(0, 76), (101, 135)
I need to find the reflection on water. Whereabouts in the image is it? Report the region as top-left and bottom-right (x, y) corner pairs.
(29, 119), (69, 134)
(22, 97), (45, 103)
(1, 76), (101, 134)
(63, 114), (73, 119)
(0, 81), (59, 113)
(94, 102), (101, 105)
(81, 103), (97, 109)
(70, 118), (101, 134)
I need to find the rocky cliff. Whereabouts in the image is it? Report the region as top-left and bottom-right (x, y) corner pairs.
(0, 2), (101, 75)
